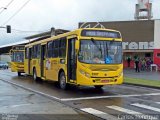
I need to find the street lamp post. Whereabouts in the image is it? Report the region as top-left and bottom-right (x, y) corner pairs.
(0, 7), (10, 33)
(0, 26), (11, 33)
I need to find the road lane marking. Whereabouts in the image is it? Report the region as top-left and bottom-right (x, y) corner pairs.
(1, 104), (31, 109)
(106, 105), (158, 120)
(1, 78), (160, 102)
(106, 105), (142, 115)
(131, 103), (160, 113)
(61, 93), (160, 101)
(81, 108), (106, 114)
(0, 79), (61, 101)
(11, 104), (32, 108)
(81, 108), (117, 120)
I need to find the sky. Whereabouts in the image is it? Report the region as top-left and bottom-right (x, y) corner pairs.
(0, 0), (160, 45)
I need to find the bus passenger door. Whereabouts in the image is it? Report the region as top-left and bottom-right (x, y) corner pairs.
(41, 45), (46, 78)
(67, 38), (77, 81)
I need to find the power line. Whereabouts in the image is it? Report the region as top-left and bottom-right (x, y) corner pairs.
(2, 0), (31, 26)
(0, 0), (15, 15)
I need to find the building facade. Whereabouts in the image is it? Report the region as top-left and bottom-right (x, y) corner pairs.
(79, 20), (160, 68)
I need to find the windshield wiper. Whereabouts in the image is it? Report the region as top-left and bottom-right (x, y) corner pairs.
(91, 38), (102, 56)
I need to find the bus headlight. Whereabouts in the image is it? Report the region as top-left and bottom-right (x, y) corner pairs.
(118, 71), (123, 77)
(79, 70), (90, 78)
(85, 72), (90, 78)
(79, 70), (85, 75)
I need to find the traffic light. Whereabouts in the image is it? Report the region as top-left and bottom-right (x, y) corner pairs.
(6, 25), (11, 33)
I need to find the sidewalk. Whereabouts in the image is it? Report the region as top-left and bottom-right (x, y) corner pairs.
(124, 68), (160, 81)
(0, 80), (92, 120)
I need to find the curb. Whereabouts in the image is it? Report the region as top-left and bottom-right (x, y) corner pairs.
(0, 78), (108, 120)
(123, 82), (160, 89)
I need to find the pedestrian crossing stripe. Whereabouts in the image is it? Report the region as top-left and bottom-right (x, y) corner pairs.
(81, 102), (160, 120)
(106, 105), (143, 115)
(80, 108), (117, 120)
(81, 108), (106, 114)
(131, 103), (160, 113)
(156, 102), (160, 104)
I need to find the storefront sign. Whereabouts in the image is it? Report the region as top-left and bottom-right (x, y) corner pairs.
(123, 42), (154, 50)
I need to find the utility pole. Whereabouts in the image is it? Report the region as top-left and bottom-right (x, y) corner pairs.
(0, 7), (11, 33)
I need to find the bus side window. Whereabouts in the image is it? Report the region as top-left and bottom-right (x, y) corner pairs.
(47, 41), (53, 58)
(25, 48), (28, 59)
(36, 44), (41, 58)
(33, 45), (39, 58)
(52, 40), (59, 58)
(59, 37), (67, 58)
(31, 47), (34, 59)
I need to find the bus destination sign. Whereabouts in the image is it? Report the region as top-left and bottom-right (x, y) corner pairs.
(13, 46), (24, 50)
(81, 30), (121, 38)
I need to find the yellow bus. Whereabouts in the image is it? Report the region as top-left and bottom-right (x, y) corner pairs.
(24, 28), (123, 89)
(10, 45), (25, 76)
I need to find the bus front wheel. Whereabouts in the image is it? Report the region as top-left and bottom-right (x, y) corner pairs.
(94, 85), (103, 89)
(59, 72), (67, 90)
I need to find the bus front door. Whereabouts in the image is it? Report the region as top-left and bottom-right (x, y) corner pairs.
(41, 45), (46, 78)
(67, 38), (77, 82)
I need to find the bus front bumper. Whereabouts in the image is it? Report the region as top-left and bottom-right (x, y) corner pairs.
(11, 66), (24, 73)
(77, 75), (123, 86)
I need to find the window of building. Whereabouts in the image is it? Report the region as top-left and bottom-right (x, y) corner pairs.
(145, 53), (151, 57)
(157, 53), (160, 58)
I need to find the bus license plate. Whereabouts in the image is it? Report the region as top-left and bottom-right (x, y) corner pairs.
(101, 80), (109, 83)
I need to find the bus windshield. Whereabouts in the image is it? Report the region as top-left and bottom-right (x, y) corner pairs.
(78, 40), (122, 64)
(12, 51), (24, 62)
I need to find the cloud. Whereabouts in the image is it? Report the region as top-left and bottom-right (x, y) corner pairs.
(0, 0), (159, 45)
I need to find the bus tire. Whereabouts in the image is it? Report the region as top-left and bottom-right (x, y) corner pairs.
(33, 68), (38, 81)
(59, 72), (67, 90)
(18, 72), (21, 76)
(94, 85), (103, 89)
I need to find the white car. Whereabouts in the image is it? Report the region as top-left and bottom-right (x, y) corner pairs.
(0, 61), (8, 69)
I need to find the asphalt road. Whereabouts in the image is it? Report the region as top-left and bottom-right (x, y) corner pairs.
(0, 69), (160, 120)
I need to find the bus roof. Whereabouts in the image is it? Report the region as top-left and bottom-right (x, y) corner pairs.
(25, 28), (121, 47)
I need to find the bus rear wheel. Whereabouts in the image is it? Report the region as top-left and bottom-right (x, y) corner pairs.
(94, 85), (103, 89)
(59, 72), (67, 90)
